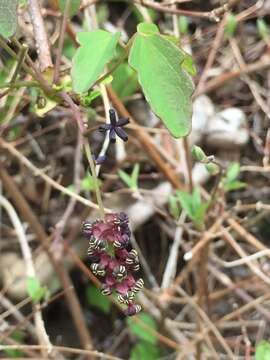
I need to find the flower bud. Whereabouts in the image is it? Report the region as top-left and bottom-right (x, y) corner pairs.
(192, 145), (208, 162)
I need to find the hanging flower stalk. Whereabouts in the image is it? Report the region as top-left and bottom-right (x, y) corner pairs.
(83, 212), (143, 316)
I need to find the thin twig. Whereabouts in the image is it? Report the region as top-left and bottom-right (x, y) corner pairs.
(222, 228), (270, 286)
(0, 344), (122, 360)
(0, 195), (53, 356)
(53, 0), (71, 84)
(176, 287), (235, 359)
(53, 130), (83, 244)
(194, 15), (227, 96)
(133, 0), (229, 21)
(84, 140), (106, 218)
(161, 212), (186, 289)
(10, 44), (28, 84)
(195, 57), (270, 96)
(0, 139), (103, 210)
(27, 0), (53, 71)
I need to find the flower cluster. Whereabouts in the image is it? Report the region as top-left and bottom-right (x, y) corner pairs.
(83, 212), (143, 316)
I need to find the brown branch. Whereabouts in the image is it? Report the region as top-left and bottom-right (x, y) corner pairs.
(28, 0), (53, 72)
(194, 16), (227, 97)
(53, 0), (71, 84)
(0, 344), (122, 360)
(53, 130), (82, 244)
(133, 0), (231, 21)
(195, 57), (270, 96)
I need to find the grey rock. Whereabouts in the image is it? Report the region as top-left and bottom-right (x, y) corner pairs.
(205, 107), (249, 148)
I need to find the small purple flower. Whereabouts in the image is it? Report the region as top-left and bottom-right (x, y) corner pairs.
(124, 303), (142, 316)
(82, 212), (143, 316)
(92, 154), (106, 165)
(99, 109), (129, 143)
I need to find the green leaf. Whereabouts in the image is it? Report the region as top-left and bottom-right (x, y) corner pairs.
(4, 330), (25, 358)
(127, 313), (158, 344)
(112, 62), (139, 99)
(26, 277), (46, 303)
(4, 348), (24, 358)
(137, 23), (159, 35)
(86, 285), (111, 314)
(81, 172), (102, 191)
(256, 340), (270, 360)
(67, 184), (75, 193)
(63, 38), (76, 60)
(193, 202), (208, 228)
(131, 163), (140, 188)
(257, 19), (269, 41)
(225, 14), (237, 38)
(176, 191), (194, 220)
(0, 0), (18, 38)
(131, 341), (160, 360)
(162, 35), (196, 76)
(129, 22), (194, 138)
(72, 30), (120, 93)
(223, 162), (246, 191)
(118, 170), (134, 189)
(224, 180), (246, 192)
(192, 187), (202, 210)
(168, 194), (180, 219)
(177, 188), (207, 228)
(226, 162), (240, 182)
(118, 164), (140, 190)
(58, 0), (81, 17)
(11, 330), (25, 343)
(192, 145), (208, 162)
(180, 51), (197, 76)
(206, 163), (219, 175)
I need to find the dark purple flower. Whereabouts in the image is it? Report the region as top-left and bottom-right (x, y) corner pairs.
(124, 303), (142, 316)
(99, 109), (129, 143)
(83, 212), (143, 316)
(92, 154), (106, 165)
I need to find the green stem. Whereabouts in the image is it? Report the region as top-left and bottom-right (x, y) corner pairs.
(10, 43), (29, 83)
(0, 81), (38, 89)
(207, 160), (224, 213)
(83, 140), (105, 219)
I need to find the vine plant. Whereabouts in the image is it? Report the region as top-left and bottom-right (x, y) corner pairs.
(0, 0), (195, 315)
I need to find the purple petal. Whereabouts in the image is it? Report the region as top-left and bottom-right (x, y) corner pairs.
(109, 129), (116, 143)
(116, 281), (129, 295)
(124, 303), (141, 316)
(99, 124), (111, 132)
(115, 127), (128, 142)
(109, 109), (117, 127)
(116, 117), (129, 127)
(93, 154), (106, 165)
